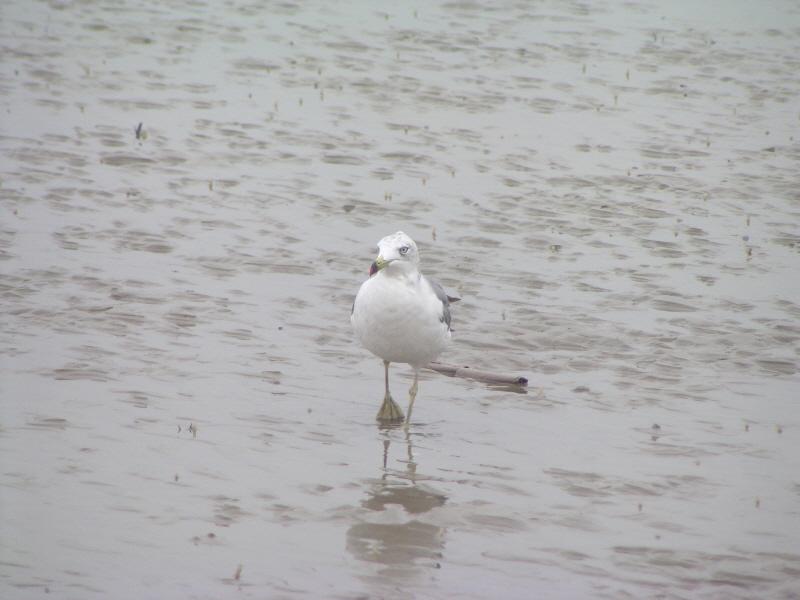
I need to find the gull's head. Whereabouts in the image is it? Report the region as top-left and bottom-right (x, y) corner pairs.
(369, 231), (420, 276)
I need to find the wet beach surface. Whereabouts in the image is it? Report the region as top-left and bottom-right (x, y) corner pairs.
(2, 1), (800, 598)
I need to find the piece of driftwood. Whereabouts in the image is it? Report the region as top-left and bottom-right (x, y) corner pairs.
(426, 362), (528, 386)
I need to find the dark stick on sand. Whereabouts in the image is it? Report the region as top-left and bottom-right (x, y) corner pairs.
(425, 362), (528, 386)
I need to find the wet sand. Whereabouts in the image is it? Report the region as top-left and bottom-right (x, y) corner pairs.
(2, 1), (799, 598)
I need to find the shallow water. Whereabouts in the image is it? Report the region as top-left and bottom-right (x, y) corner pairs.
(2, 1), (799, 598)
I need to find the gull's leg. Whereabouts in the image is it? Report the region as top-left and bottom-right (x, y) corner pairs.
(376, 360), (405, 423)
(403, 367), (420, 432)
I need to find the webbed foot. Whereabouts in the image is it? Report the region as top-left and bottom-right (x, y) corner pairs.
(376, 395), (405, 423)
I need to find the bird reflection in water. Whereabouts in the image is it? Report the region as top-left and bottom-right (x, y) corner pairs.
(346, 430), (447, 577)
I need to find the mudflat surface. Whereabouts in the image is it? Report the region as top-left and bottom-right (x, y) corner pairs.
(2, 1), (799, 598)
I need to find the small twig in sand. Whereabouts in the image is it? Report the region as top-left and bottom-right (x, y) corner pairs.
(425, 362), (528, 386)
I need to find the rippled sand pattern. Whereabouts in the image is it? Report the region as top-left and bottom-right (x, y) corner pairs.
(2, 1), (799, 598)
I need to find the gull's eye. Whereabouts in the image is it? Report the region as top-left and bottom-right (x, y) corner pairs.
(399, 246), (409, 255)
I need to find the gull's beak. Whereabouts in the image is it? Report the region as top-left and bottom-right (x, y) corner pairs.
(369, 255), (391, 276)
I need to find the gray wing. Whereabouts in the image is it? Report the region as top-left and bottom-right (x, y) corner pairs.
(424, 275), (454, 331)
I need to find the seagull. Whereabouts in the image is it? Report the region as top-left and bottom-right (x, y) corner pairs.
(351, 231), (456, 428)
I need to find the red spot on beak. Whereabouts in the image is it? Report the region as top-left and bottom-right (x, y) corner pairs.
(369, 261), (378, 276)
